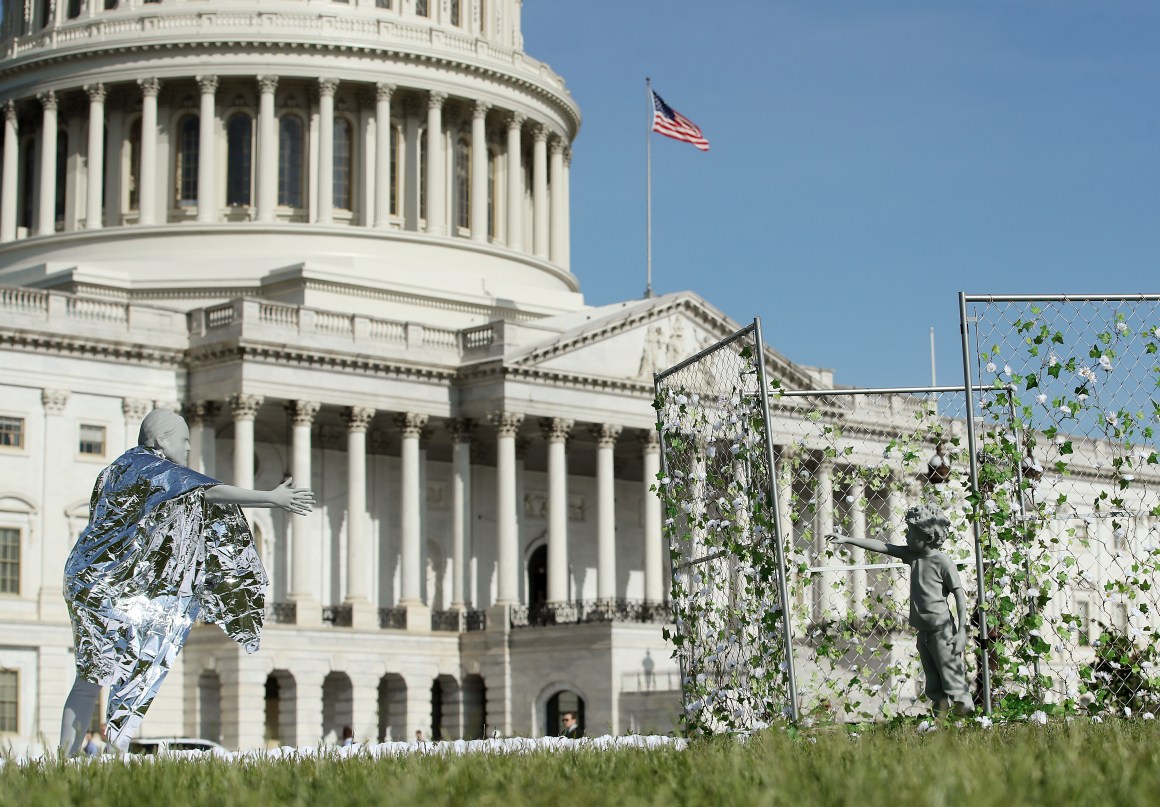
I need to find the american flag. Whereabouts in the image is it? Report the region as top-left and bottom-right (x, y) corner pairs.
(650, 89), (709, 151)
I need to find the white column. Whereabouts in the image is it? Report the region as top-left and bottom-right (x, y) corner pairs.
(593, 424), (622, 602)
(425, 90), (447, 235)
(229, 394), (263, 490)
(286, 400), (321, 626)
(83, 84), (105, 230)
(35, 91), (57, 237)
(561, 146), (572, 271)
(185, 401), (219, 476)
(373, 83), (395, 228)
(531, 124), (549, 258)
(491, 411), (524, 606)
(816, 460), (847, 621)
(470, 101), (489, 241)
(541, 418), (573, 604)
(317, 78), (338, 225)
(849, 474), (869, 619)
(343, 406), (376, 628)
(137, 79), (160, 226)
(256, 75), (278, 223)
(887, 473), (908, 613)
(641, 431), (664, 604)
(1, 100), (18, 242)
(121, 399), (150, 453)
(447, 419), (474, 610)
(196, 75), (218, 223)
(39, 389), (70, 620)
(397, 413), (428, 611)
(504, 112), (524, 249)
(548, 137), (565, 264)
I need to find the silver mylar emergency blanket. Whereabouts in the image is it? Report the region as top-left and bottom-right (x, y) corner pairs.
(64, 446), (268, 750)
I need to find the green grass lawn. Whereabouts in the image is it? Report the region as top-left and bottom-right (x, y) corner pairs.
(5, 720), (1160, 806)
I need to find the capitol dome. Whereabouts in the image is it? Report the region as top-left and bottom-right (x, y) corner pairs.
(0, 0), (582, 322)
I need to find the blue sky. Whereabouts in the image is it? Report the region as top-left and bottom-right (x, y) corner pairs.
(522, 1), (1159, 389)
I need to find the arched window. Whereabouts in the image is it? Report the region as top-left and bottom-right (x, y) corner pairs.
(175, 114), (199, 207)
(449, 0), (461, 27)
(278, 115), (304, 208)
(127, 119), (142, 212)
(226, 113), (253, 207)
(455, 137), (470, 231)
(487, 147), (498, 240)
(55, 130), (68, 226)
(333, 117), (353, 211)
(389, 123), (400, 217)
(415, 0), (428, 17)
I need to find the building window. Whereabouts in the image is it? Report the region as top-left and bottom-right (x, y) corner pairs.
(67, 0), (82, 20)
(78, 424), (106, 457)
(450, 0), (461, 26)
(375, 0), (390, 7)
(479, 0), (486, 34)
(389, 124), (400, 217)
(226, 113), (253, 207)
(0, 417), (23, 449)
(128, 119), (142, 212)
(415, 0), (428, 17)
(0, 528), (18, 595)
(455, 137), (470, 231)
(54, 130), (68, 227)
(278, 115), (304, 208)
(0, 669), (16, 733)
(1074, 598), (1093, 647)
(175, 114), (199, 207)
(19, 140), (34, 231)
(419, 130), (427, 220)
(333, 117), (353, 211)
(487, 148), (497, 239)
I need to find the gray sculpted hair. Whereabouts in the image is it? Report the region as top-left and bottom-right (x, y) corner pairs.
(905, 503), (951, 548)
(138, 409), (185, 448)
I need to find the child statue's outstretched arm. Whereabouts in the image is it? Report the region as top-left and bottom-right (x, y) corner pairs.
(205, 477), (314, 515)
(826, 533), (890, 555)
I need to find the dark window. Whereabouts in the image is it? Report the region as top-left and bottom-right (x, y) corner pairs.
(176, 115), (199, 207)
(333, 118), (353, 211)
(0, 417), (23, 449)
(0, 528), (18, 595)
(415, 0), (427, 17)
(54, 131), (67, 226)
(128, 119), (141, 212)
(278, 116), (304, 208)
(78, 424), (106, 457)
(450, 0), (460, 26)
(19, 142), (34, 230)
(455, 138), (469, 231)
(226, 113), (253, 207)
(389, 124), (399, 217)
(0, 669), (17, 732)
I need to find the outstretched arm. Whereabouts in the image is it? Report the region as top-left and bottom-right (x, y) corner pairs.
(827, 533), (890, 555)
(205, 478), (314, 516)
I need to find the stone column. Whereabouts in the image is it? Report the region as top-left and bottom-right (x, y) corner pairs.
(195, 76), (219, 223)
(39, 389), (70, 620)
(36, 91), (57, 237)
(470, 101), (489, 241)
(504, 112), (524, 249)
(816, 460), (847, 621)
(561, 146), (572, 271)
(541, 418), (573, 604)
(121, 398), (150, 452)
(886, 473), (908, 613)
(641, 431), (664, 604)
(1, 101), (17, 242)
(137, 78), (160, 225)
(343, 406), (376, 628)
(286, 400), (320, 626)
(447, 419), (474, 610)
(425, 91), (447, 235)
(531, 124), (549, 259)
(218, 653), (266, 751)
(549, 137), (565, 264)
(592, 424), (622, 602)
(256, 75), (278, 223)
(373, 83), (395, 228)
(491, 411), (524, 606)
(849, 474), (869, 619)
(229, 394), (263, 490)
(294, 670), (325, 748)
(396, 414), (429, 627)
(184, 401), (216, 476)
(84, 84), (105, 230)
(317, 78), (339, 225)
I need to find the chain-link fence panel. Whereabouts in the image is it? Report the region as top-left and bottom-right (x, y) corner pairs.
(963, 294), (1160, 719)
(654, 320), (796, 734)
(769, 387), (978, 721)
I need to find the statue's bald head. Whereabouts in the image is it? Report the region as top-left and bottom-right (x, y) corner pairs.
(138, 409), (190, 464)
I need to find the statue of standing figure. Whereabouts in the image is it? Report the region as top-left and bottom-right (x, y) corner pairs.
(59, 409), (314, 755)
(829, 502), (974, 716)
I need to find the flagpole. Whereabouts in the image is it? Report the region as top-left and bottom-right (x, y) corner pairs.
(645, 77), (653, 299)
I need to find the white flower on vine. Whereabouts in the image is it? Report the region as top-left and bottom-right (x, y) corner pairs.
(984, 499), (998, 513)
(1078, 366), (1098, 383)
(690, 393), (700, 405)
(1105, 412), (1118, 427)
(1154, 326), (1160, 339)
(1036, 394), (1047, 405)
(1076, 393), (1088, 403)
(985, 362), (997, 373)
(660, 477), (671, 486)
(1048, 353), (1059, 367)
(1026, 588), (1041, 598)
(1059, 405), (1071, 415)
(706, 446), (716, 458)
(1003, 363), (1013, 376)
(675, 394), (688, 405)
(1099, 355), (1114, 371)
(1030, 710), (1048, 726)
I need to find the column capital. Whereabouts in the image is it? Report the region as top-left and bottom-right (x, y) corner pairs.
(229, 393), (264, 420)
(489, 411), (525, 438)
(472, 100), (491, 120)
(590, 423), (622, 448)
(540, 417), (573, 443)
(446, 418), (476, 444)
(375, 82), (396, 102)
(639, 429), (661, 452)
(196, 75), (219, 95)
(37, 91), (57, 112)
(531, 123), (550, 143)
(286, 400), (321, 427)
(41, 389), (69, 415)
(395, 412), (430, 438)
(342, 406), (376, 432)
(318, 77), (340, 98)
(549, 137), (566, 156)
(182, 400), (220, 426)
(137, 77), (161, 98)
(4, 100), (16, 125)
(121, 397), (150, 422)
(257, 75), (279, 94)
(427, 90), (448, 109)
(564, 145), (573, 166)
(505, 111), (526, 130)
(84, 84), (106, 104)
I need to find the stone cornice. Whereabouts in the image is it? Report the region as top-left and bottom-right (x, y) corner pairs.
(0, 326), (185, 368)
(187, 340), (459, 383)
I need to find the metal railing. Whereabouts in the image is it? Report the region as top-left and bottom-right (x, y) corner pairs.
(510, 600), (670, 629)
(378, 607), (407, 630)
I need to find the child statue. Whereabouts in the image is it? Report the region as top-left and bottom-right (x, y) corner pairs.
(59, 409), (314, 755)
(828, 502), (974, 715)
